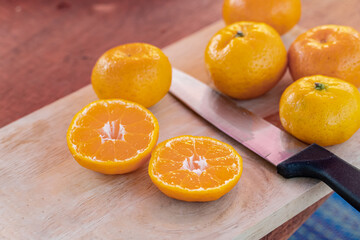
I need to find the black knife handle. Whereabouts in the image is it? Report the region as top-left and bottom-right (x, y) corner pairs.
(277, 143), (360, 211)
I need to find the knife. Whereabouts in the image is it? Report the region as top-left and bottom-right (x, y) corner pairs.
(170, 68), (360, 211)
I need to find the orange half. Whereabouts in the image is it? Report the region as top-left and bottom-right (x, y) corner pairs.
(67, 99), (159, 174)
(149, 135), (243, 202)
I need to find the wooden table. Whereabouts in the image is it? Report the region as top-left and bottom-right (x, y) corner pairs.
(1, 0), (359, 238)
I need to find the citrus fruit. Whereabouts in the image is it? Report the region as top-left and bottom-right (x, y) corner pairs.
(67, 99), (159, 174)
(148, 135), (243, 202)
(91, 43), (172, 108)
(279, 75), (360, 146)
(222, 0), (301, 35)
(205, 22), (287, 100)
(288, 25), (360, 87)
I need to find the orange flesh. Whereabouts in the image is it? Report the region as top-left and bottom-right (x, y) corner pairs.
(152, 137), (240, 190)
(69, 102), (155, 161)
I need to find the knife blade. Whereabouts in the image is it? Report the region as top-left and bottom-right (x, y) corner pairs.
(170, 68), (360, 211)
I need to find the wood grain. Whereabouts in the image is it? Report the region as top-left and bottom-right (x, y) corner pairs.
(1, 0), (360, 238)
(261, 194), (331, 240)
(0, 86), (329, 240)
(1, 19), (359, 239)
(0, 0), (223, 128)
(2, 0), (360, 128)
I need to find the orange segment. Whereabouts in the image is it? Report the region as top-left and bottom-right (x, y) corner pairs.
(108, 104), (126, 121)
(180, 172), (201, 190)
(199, 172), (220, 189)
(148, 135), (243, 202)
(161, 170), (190, 186)
(153, 159), (183, 176)
(78, 137), (102, 156)
(205, 166), (238, 185)
(124, 133), (151, 150)
(207, 156), (238, 167)
(194, 139), (214, 156)
(121, 107), (148, 125)
(158, 147), (186, 162)
(85, 102), (110, 123)
(164, 138), (194, 157)
(67, 99), (159, 174)
(203, 146), (232, 159)
(94, 141), (115, 161)
(124, 120), (154, 134)
(75, 115), (104, 128)
(114, 141), (138, 160)
(71, 128), (99, 143)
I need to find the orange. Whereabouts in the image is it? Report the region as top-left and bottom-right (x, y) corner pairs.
(222, 0), (301, 35)
(279, 75), (360, 147)
(205, 22), (287, 100)
(288, 25), (360, 87)
(91, 43), (172, 108)
(148, 136), (243, 202)
(67, 99), (159, 174)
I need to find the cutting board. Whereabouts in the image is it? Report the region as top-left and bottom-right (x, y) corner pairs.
(1, 21), (359, 239)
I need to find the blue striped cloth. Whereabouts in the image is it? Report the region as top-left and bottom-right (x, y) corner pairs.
(290, 193), (360, 240)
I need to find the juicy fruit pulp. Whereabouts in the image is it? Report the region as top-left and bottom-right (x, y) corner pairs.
(67, 99), (159, 174)
(149, 136), (243, 202)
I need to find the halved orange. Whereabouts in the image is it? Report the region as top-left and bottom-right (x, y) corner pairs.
(149, 135), (243, 202)
(67, 99), (159, 174)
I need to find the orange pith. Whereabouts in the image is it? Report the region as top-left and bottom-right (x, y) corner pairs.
(149, 136), (243, 202)
(67, 99), (159, 174)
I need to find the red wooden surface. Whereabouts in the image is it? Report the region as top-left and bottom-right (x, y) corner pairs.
(0, 0), (223, 127)
(1, 0), (359, 238)
(2, 0), (360, 128)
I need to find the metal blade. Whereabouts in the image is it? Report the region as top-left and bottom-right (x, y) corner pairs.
(170, 68), (306, 166)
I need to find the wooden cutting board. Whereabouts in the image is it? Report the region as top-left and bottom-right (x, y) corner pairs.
(1, 21), (359, 239)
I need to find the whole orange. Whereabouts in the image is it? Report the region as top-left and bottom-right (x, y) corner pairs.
(222, 0), (301, 35)
(279, 75), (360, 147)
(205, 22), (287, 99)
(91, 43), (172, 108)
(288, 25), (360, 87)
